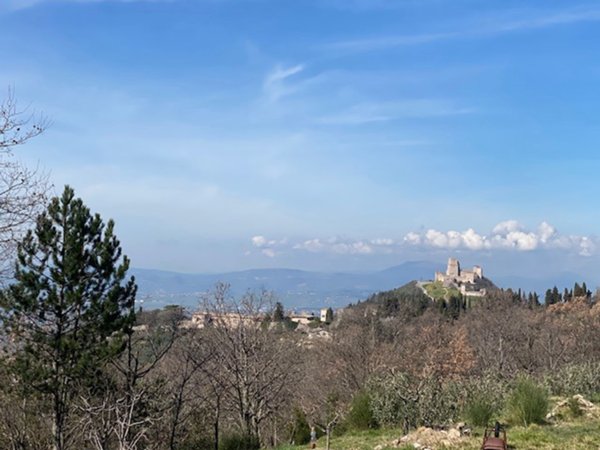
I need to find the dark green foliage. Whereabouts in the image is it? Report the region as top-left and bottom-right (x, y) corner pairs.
(1, 185), (136, 450)
(446, 295), (464, 320)
(272, 301), (285, 322)
(347, 391), (377, 430)
(136, 304), (187, 329)
(289, 408), (311, 445)
(358, 281), (430, 318)
(178, 436), (216, 450)
(464, 395), (496, 427)
(545, 286), (562, 305)
(507, 377), (549, 426)
(219, 433), (260, 450)
(322, 307), (334, 324)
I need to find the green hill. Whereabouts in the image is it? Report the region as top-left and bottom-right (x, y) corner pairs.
(349, 281), (431, 317)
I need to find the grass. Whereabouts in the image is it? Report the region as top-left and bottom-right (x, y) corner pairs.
(276, 419), (600, 450)
(423, 281), (461, 300)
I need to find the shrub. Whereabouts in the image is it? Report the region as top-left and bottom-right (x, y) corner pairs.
(288, 409), (311, 445)
(464, 395), (496, 427)
(347, 391), (377, 430)
(219, 433), (260, 450)
(368, 372), (417, 428)
(368, 373), (462, 429)
(507, 378), (549, 426)
(179, 436), (215, 450)
(544, 362), (600, 399)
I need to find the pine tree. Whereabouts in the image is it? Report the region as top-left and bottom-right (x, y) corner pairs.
(552, 286), (561, 304)
(272, 301), (285, 322)
(544, 288), (553, 306)
(1, 186), (137, 450)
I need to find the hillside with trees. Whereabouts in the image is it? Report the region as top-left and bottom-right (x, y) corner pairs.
(2, 187), (600, 449)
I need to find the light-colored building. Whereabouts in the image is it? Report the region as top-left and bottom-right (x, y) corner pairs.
(189, 311), (262, 328)
(434, 257), (486, 297)
(320, 307), (333, 323)
(290, 313), (316, 325)
(435, 257), (482, 285)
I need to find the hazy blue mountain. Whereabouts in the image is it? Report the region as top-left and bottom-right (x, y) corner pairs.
(493, 272), (589, 296)
(131, 261), (440, 310)
(132, 263), (593, 310)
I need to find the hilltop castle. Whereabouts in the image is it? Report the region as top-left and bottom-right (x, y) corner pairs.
(435, 257), (486, 297)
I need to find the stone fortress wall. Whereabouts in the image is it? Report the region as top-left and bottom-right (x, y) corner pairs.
(434, 257), (486, 297)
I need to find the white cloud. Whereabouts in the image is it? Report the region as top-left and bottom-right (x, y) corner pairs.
(492, 220), (522, 235)
(403, 232), (421, 246)
(251, 235), (268, 248)
(462, 228), (486, 250)
(293, 237), (375, 254)
(370, 238), (394, 246)
(251, 221), (598, 259)
(538, 221), (556, 243)
(579, 237), (595, 257)
(250, 235), (287, 257)
(261, 248), (276, 258)
(293, 238), (325, 253)
(404, 220), (596, 256)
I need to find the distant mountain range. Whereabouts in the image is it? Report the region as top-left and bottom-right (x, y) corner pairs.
(131, 261), (440, 310)
(131, 262), (593, 310)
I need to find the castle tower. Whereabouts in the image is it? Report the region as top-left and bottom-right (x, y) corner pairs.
(446, 257), (460, 278)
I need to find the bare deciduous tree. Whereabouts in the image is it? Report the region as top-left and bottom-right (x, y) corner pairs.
(202, 283), (300, 445)
(0, 89), (50, 280)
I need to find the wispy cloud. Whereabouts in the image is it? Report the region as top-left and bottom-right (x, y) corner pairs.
(326, 7), (600, 53)
(263, 64), (305, 102)
(1, 0), (175, 12)
(317, 99), (475, 125)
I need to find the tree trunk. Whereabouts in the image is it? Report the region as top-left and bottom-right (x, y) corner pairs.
(214, 398), (220, 450)
(53, 393), (65, 450)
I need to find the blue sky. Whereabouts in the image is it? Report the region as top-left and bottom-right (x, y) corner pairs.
(2, 0), (600, 278)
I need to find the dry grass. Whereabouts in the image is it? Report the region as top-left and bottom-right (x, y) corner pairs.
(277, 418), (600, 450)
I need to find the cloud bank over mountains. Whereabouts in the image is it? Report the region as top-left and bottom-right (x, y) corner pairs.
(251, 220), (596, 258)
(404, 220), (595, 256)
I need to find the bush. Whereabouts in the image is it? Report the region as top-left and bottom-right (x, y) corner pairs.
(219, 433), (260, 450)
(461, 373), (507, 428)
(464, 395), (496, 427)
(179, 436), (215, 450)
(347, 391), (377, 430)
(368, 373), (462, 429)
(507, 378), (549, 426)
(544, 362), (600, 399)
(288, 409), (311, 445)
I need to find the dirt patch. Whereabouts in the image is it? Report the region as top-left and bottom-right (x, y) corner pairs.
(388, 426), (465, 449)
